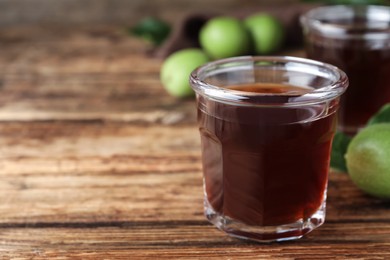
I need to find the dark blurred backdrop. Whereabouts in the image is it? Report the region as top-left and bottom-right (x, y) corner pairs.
(0, 0), (299, 27)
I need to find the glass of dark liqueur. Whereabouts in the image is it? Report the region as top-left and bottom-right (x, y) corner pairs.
(301, 5), (390, 135)
(190, 56), (348, 242)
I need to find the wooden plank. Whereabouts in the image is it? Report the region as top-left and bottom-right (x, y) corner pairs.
(0, 123), (200, 158)
(0, 26), (200, 123)
(0, 225), (389, 259)
(0, 123), (201, 224)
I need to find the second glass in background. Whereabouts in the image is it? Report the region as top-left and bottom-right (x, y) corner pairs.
(301, 5), (390, 135)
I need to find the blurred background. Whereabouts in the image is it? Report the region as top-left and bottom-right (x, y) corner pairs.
(0, 0), (300, 27)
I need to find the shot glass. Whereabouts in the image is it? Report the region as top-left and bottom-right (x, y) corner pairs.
(190, 56), (348, 242)
(301, 5), (390, 135)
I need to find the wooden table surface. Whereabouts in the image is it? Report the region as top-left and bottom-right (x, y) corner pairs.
(0, 24), (390, 259)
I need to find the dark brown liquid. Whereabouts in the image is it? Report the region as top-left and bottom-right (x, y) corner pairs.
(305, 21), (390, 134)
(228, 83), (312, 95)
(198, 83), (337, 226)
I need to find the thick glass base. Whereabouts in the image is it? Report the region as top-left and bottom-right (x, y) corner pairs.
(204, 199), (326, 243)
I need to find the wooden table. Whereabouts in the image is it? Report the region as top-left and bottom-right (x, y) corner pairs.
(0, 25), (389, 259)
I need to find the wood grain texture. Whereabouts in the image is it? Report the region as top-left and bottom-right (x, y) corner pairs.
(0, 20), (389, 259)
(0, 26), (198, 126)
(0, 121), (390, 258)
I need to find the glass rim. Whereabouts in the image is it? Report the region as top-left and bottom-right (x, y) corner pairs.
(190, 56), (348, 107)
(300, 5), (390, 40)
